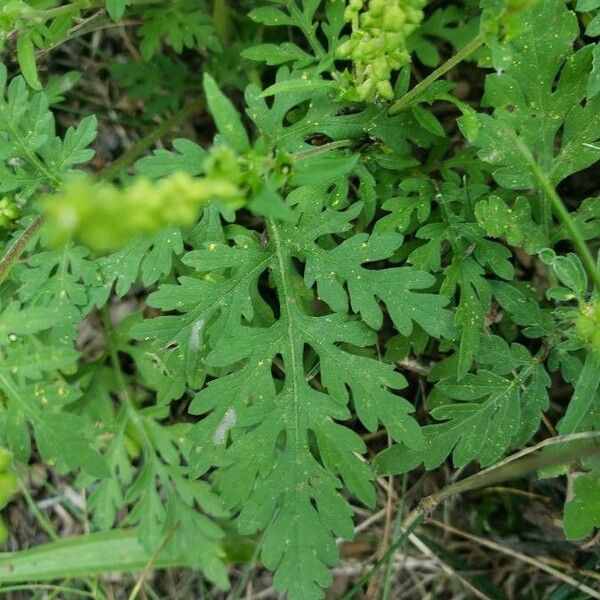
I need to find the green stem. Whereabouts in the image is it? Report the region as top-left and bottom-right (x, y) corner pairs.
(17, 477), (59, 541)
(100, 307), (153, 453)
(213, 0), (232, 43)
(287, 1), (325, 58)
(0, 117), (61, 187)
(99, 96), (204, 180)
(514, 136), (600, 291)
(389, 33), (485, 115)
(544, 185), (599, 289)
(31, 0), (170, 20)
(0, 215), (45, 284)
(401, 432), (600, 536)
(292, 139), (353, 160)
(340, 514), (424, 600)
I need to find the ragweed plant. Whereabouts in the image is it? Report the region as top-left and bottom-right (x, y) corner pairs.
(0, 0), (599, 598)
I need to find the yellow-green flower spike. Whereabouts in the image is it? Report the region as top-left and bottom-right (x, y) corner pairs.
(337, 0), (428, 102)
(41, 171), (243, 253)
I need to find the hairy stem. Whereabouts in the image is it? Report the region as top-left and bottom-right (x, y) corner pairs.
(0, 216), (45, 284)
(346, 432), (600, 598)
(389, 33), (485, 115)
(402, 432), (600, 535)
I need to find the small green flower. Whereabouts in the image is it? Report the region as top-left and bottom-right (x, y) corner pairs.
(0, 197), (20, 229)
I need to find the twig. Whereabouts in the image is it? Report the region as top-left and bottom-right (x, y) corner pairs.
(351, 508), (387, 536)
(539, 556), (600, 582)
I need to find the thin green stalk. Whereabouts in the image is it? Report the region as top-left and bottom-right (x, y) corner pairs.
(99, 95), (205, 180)
(127, 523), (180, 600)
(0, 215), (45, 284)
(293, 139), (353, 160)
(30, 0), (172, 20)
(381, 474), (408, 600)
(340, 514), (424, 600)
(213, 0), (232, 43)
(100, 306), (152, 453)
(228, 528), (268, 600)
(17, 476), (58, 541)
(513, 135), (600, 291)
(389, 33), (485, 115)
(287, 0), (326, 58)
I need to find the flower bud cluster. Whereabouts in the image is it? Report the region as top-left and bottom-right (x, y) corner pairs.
(42, 170), (242, 253)
(337, 0), (427, 102)
(0, 197), (20, 229)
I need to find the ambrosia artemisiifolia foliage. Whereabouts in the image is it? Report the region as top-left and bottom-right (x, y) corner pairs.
(0, 1), (599, 597)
